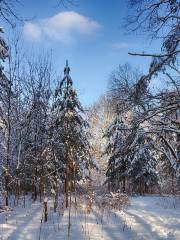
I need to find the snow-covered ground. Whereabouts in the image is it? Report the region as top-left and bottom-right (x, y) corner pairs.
(0, 195), (179, 240)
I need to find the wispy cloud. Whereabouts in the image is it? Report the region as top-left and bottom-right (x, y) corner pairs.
(112, 42), (137, 49)
(23, 11), (101, 43)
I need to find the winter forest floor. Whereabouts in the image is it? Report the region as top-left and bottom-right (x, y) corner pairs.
(0, 195), (180, 240)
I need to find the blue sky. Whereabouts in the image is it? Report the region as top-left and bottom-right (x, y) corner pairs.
(4, 0), (160, 106)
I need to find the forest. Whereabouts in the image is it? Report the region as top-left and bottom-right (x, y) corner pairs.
(0, 0), (179, 239)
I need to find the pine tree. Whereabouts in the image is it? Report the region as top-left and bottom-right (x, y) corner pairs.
(128, 129), (159, 195)
(51, 60), (91, 208)
(104, 112), (129, 192)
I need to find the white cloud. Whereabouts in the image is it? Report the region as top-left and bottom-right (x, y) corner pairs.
(112, 42), (137, 49)
(23, 11), (101, 43)
(23, 22), (42, 41)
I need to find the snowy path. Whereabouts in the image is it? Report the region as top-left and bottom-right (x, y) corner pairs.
(0, 196), (179, 239)
(0, 200), (43, 240)
(118, 196), (180, 240)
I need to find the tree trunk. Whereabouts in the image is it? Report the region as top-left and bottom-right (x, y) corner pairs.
(44, 198), (48, 222)
(65, 158), (69, 208)
(5, 170), (9, 206)
(39, 165), (45, 203)
(73, 163), (77, 208)
(39, 177), (42, 203)
(145, 183), (148, 194)
(172, 172), (175, 194)
(54, 176), (58, 212)
(122, 177), (126, 193)
(70, 173), (72, 208)
(34, 168), (38, 201)
(5, 85), (11, 207)
(32, 178), (34, 200)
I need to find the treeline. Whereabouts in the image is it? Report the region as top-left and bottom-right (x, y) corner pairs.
(88, 0), (180, 195)
(103, 63), (179, 194)
(0, 36), (93, 207)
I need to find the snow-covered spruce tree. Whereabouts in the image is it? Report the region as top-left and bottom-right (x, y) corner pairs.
(128, 129), (159, 195)
(51, 61), (92, 208)
(104, 111), (129, 192)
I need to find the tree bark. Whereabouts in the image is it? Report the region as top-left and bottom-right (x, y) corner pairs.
(122, 177), (126, 193)
(65, 157), (69, 208)
(73, 162), (77, 208)
(44, 199), (48, 222)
